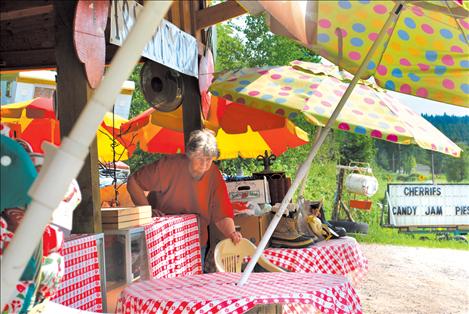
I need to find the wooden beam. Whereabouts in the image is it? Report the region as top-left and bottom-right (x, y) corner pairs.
(54, 0), (102, 234)
(182, 74), (202, 145)
(0, 4), (53, 21)
(196, 0), (246, 30)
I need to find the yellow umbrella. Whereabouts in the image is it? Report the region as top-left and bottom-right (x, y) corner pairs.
(97, 112), (129, 162)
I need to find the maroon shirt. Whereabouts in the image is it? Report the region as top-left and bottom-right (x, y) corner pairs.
(132, 154), (233, 245)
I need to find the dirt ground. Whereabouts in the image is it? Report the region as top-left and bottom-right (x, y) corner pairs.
(356, 244), (469, 314)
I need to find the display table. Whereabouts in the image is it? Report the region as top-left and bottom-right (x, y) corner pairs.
(52, 234), (105, 312)
(116, 272), (362, 314)
(144, 215), (202, 278)
(263, 237), (368, 286)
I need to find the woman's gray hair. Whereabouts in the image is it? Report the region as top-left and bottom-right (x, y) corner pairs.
(186, 129), (220, 158)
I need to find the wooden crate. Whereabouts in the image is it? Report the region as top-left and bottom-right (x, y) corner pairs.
(101, 206), (152, 230)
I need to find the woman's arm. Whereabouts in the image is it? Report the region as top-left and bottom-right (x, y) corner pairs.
(215, 217), (242, 244)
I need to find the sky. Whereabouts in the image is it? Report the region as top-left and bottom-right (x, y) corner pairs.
(392, 92), (469, 117)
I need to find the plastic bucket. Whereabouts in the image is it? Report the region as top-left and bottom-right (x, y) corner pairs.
(345, 173), (378, 197)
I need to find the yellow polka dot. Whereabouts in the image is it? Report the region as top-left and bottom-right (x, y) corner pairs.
(414, 35), (426, 46)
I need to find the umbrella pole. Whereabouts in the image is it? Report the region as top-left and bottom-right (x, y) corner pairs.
(0, 1), (172, 306)
(238, 1), (405, 286)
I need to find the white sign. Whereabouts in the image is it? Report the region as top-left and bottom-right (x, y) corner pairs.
(387, 184), (469, 227)
(110, 0), (198, 77)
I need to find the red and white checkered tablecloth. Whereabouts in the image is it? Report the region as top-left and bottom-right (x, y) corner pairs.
(51, 234), (103, 312)
(144, 215), (202, 279)
(116, 272), (362, 314)
(263, 237), (368, 286)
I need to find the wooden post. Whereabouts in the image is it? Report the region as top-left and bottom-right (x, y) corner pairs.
(54, 0), (102, 233)
(182, 74), (202, 145)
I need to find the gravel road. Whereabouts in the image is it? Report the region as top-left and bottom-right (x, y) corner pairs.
(356, 244), (469, 314)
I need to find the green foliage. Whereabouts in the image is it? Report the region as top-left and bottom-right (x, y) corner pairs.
(443, 144), (469, 182)
(336, 132), (376, 165)
(128, 64), (150, 119)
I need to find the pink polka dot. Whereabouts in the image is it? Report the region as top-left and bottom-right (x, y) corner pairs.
(386, 134), (398, 142)
(335, 28), (348, 37)
(275, 109), (285, 116)
(421, 24), (434, 34)
(319, 19), (331, 28)
(379, 101), (387, 107)
(378, 65), (389, 76)
(417, 63), (430, 71)
(248, 91), (260, 96)
(303, 105), (310, 111)
(271, 74), (282, 80)
(236, 98), (245, 104)
(450, 45), (464, 53)
(349, 51), (361, 61)
(228, 77), (237, 82)
(373, 4), (388, 14)
(281, 86), (292, 91)
(258, 70), (269, 75)
(371, 130), (382, 138)
(400, 84), (412, 94)
(352, 110), (364, 115)
(416, 87), (428, 98)
(400, 58), (411, 66)
(368, 32), (379, 41)
(310, 84), (319, 89)
(334, 90), (343, 96)
(339, 123), (350, 131)
(364, 97), (375, 104)
(395, 126), (406, 133)
(431, 143), (437, 150)
(299, 75), (310, 80)
(313, 91), (323, 97)
(441, 55), (454, 66)
(412, 6), (424, 16)
(387, 28), (393, 35)
(321, 100), (332, 107)
(442, 79), (455, 89)
(223, 94), (233, 100)
(461, 19), (469, 30)
(278, 92), (289, 96)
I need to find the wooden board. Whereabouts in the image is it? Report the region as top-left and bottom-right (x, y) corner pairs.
(102, 210), (152, 224)
(101, 206), (151, 218)
(102, 217), (153, 230)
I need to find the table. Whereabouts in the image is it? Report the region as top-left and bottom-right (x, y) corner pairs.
(144, 215), (202, 279)
(116, 272), (362, 314)
(263, 237), (368, 286)
(52, 234), (104, 312)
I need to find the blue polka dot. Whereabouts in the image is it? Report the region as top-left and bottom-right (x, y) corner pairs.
(352, 23), (366, 33)
(338, 0), (352, 9)
(367, 60), (376, 70)
(314, 106), (325, 114)
(385, 80), (395, 90)
(459, 33), (469, 43)
(425, 51), (438, 62)
(408, 73), (420, 82)
(434, 66), (446, 76)
(397, 30), (409, 41)
(261, 94), (273, 100)
(461, 84), (469, 94)
(239, 80), (250, 85)
(283, 77), (294, 83)
(440, 29), (453, 39)
(354, 126), (367, 135)
(358, 0), (370, 3)
(288, 112), (298, 119)
(351, 37), (364, 47)
(235, 87), (244, 92)
(275, 98), (287, 104)
(318, 33), (330, 43)
(391, 68), (403, 78)
(294, 88), (306, 94)
(211, 90), (219, 96)
(461, 60), (469, 68)
(404, 17), (416, 29)
(307, 91), (314, 96)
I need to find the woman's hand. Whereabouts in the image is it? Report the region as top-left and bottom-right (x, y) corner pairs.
(152, 208), (165, 217)
(229, 231), (242, 244)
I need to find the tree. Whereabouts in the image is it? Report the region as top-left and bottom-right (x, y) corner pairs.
(443, 144), (469, 182)
(336, 132), (376, 165)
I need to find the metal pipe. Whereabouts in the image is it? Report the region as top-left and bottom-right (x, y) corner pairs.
(1, 1), (172, 306)
(238, 1), (405, 286)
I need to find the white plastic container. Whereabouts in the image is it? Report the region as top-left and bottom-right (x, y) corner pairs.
(345, 173), (378, 197)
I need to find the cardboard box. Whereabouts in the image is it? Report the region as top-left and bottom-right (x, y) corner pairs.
(226, 178), (271, 204)
(210, 213), (272, 246)
(101, 206), (152, 230)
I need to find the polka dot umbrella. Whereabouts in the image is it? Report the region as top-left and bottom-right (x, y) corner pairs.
(210, 61), (461, 157)
(243, 0), (469, 107)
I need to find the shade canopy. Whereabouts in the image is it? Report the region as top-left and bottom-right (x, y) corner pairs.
(210, 60), (461, 157)
(243, 0), (469, 107)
